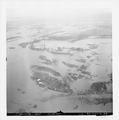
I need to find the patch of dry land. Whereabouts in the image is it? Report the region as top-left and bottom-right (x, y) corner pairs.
(7, 13), (112, 113)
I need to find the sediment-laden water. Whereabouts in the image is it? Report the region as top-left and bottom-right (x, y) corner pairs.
(7, 13), (112, 113)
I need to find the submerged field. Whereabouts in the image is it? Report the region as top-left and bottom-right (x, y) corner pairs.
(7, 14), (112, 113)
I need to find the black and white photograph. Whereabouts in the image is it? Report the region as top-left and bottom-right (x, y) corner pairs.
(6, 0), (113, 116)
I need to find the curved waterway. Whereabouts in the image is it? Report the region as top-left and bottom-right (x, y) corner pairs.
(7, 14), (112, 114)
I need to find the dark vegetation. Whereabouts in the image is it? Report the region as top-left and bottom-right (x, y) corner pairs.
(31, 65), (61, 77)
(31, 71), (73, 93)
(87, 44), (98, 49)
(9, 47), (16, 49)
(94, 97), (112, 105)
(67, 72), (84, 81)
(75, 58), (86, 63)
(78, 96), (112, 105)
(62, 61), (79, 68)
(19, 42), (29, 48)
(7, 36), (21, 42)
(39, 55), (58, 65)
(90, 82), (107, 94)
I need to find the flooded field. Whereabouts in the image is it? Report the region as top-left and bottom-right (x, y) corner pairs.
(7, 11), (112, 114)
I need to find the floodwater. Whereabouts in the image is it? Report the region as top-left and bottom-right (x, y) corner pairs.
(7, 13), (112, 114)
